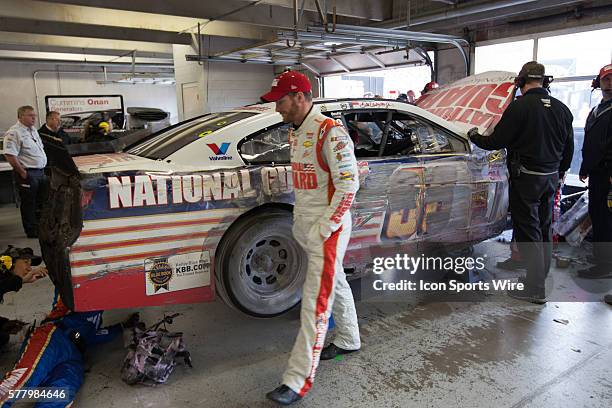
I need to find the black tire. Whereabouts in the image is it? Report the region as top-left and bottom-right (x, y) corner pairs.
(215, 208), (307, 317)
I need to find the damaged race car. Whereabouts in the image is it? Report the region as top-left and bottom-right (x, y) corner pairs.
(40, 71), (515, 317)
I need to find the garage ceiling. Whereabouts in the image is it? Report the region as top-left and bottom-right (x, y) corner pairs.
(0, 1), (610, 71)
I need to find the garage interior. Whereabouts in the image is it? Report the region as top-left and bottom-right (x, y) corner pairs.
(1, 1), (612, 407)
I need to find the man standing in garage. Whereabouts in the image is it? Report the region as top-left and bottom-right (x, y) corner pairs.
(38, 111), (74, 145)
(261, 71), (361, 405)
(577, 64), (612, 279)
(3, 106), (48, 239)
(469, 61), (574, 304)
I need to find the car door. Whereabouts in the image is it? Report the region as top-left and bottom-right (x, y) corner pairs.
(391, 112), (472, 244)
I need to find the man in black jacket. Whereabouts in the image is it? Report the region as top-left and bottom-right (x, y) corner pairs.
(1, 246), (47, 347)
(38, 111), (75, 145)
(469, 61), (574, 303)
(578, 64), (612, 279)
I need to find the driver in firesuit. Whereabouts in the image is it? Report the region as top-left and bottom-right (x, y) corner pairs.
(261, 71), (361, 405)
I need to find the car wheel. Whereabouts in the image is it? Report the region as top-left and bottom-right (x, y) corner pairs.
(215, 208), (306, 317)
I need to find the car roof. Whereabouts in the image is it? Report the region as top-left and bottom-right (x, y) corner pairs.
(228, 98), (467, 139)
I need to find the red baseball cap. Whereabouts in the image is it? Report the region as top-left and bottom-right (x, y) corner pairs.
(600, 64), (612, 80)
(261, 71), (312, 102)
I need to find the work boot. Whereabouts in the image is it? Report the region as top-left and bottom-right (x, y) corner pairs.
(578, 266), (612, 279)
(320, 343), (359, 361)
(266, 385), (301, 406)
(507, 290), (547, 304)
(604, 294), (612, 305)
(507, 281), (546, 305)
(496, 257), (525, 271)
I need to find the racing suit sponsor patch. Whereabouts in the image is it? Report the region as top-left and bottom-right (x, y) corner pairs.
(292, 162), (318, 189)
(333, 141), (348, 152)
(330, 193), (355, 223)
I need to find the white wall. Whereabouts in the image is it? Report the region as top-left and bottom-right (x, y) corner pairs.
(173, 43), (274, 120)
(0, 62), (177, 133)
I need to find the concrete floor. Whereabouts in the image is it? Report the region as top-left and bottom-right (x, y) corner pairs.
(1, 205), (612, 408)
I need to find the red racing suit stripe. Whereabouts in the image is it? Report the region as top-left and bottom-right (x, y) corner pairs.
(298, 226), (342, 397)
(0, 325), (56, 403)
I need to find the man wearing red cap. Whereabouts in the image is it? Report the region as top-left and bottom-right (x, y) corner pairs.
(421, 81), (439, 95)
(261, 71), (361, 405)
(578, 64), (612, 280)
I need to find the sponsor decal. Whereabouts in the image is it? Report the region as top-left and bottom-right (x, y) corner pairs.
(262, 166), (293, 195)
(488, 151), (503, 163)
(331, 135), (348, 142)
(471, 190), (488, 209)
(318, 121), (331, 141)
(333, 141), (348, 152)
(146, 259), (173, 293)
(330, 193), (355, 223)
(303, 150), (312, 158)
(145, 252), (211, 296)
(349, 101), (391, 109)
(303, 140), (314, 148)
(198, 130), (213, 138)
(320, 105), (327, 112)
(207, 142), (232, 160)
(338, 163), (353, 169)
(108, 170), (255, 208)
(335, 152), (352, 162)
(339, 171), (355, 181)
(292, 162), (318, 190)
(306, 132), (314, 139)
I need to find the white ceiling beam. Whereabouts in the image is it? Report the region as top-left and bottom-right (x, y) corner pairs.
(39, 0), (391, 22)
(0, 32), (173, 57)
(0, 0), (276, 41)
(0, 50), (172, 64)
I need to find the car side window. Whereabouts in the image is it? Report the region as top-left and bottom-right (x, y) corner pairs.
(240, 123), (291, 164)
(392, 113), (467, 154)
(342, 111), (389, 158)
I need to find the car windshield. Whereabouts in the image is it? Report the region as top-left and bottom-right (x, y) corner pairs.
(128, 111), (256, 160)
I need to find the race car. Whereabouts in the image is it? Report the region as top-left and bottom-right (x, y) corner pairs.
(40, 72), (515, 317)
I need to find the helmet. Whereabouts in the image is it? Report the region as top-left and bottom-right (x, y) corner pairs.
(422, 82), (439, 94)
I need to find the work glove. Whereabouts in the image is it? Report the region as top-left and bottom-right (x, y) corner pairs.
(467, 127), (480, 140)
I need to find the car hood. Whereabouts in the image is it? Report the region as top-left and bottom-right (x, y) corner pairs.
(73, 153), (173, 174)
(416, 71), (516, 136)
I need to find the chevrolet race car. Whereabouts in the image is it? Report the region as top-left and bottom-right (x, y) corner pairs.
(40, 72), (515, 317)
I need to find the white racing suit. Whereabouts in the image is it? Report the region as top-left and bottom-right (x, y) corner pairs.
(283, 107), (361, 396)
